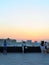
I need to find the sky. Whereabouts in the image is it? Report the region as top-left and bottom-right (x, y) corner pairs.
(0, 0), (49, 41)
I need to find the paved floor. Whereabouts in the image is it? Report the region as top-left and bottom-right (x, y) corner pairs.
(0, 53), (49, 65)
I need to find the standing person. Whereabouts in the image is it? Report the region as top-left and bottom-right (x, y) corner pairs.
(22, 43), (24, 53)
(3, 40), (7, 54)
(44, 42), (48, 53)
(40, 41), (45, 54)
(22, 41), (26, 53)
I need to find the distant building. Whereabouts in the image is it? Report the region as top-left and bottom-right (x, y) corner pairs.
(0, 38), (17, 46)
(25, 40), (33, 46)
(33, 41), (40, 47)
(6, 38), (16, 43)
(0, 39), (5, 46)
(26, 40), (32, 43)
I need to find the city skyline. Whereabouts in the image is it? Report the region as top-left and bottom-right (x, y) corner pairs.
(0, 0), (49, 41)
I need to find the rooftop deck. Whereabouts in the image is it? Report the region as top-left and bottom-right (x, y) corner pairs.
(0, 53), (49, 65)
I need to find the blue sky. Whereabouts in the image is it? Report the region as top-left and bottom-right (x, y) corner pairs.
(0, 0), (49, 41)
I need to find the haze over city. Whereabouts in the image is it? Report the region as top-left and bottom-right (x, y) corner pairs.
(0, 0), (49, 41)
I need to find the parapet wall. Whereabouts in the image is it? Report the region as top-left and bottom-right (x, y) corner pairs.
(0, 46), (41, 53)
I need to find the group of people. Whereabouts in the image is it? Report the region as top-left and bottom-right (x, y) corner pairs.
(3, 40), (48, 54)
(40, 41), (48, 54)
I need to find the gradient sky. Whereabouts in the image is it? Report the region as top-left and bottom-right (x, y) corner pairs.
(0, 0), (49, 41)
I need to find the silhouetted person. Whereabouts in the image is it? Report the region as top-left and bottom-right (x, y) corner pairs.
(44, 42), (48, 53)
(22, 41), (26, 53)
(22, 43), (24, 53)
(3, 40), (7, 54)
(40, 41), (45, 53)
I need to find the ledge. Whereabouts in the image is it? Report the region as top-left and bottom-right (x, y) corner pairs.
(0, 46), (41, 53)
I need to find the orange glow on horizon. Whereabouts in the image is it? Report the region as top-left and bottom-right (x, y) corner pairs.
(0, 28), (49, 41)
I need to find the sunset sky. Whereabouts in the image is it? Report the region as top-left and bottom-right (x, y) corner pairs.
(0, 0), (49, 41)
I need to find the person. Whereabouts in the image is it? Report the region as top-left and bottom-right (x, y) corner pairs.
(44, 42), (48, 53)
(22, 41), (26, 53)
(3, 40), (7, 54)
(40, 41), (45, 54)
(22, 43), (24, 53)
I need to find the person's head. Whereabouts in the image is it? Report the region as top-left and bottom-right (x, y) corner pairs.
(45, 42), (47, 45)
(41, 41), (44, 43)
(45, 41), (46, 43)
(41, 41), (44, 46)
